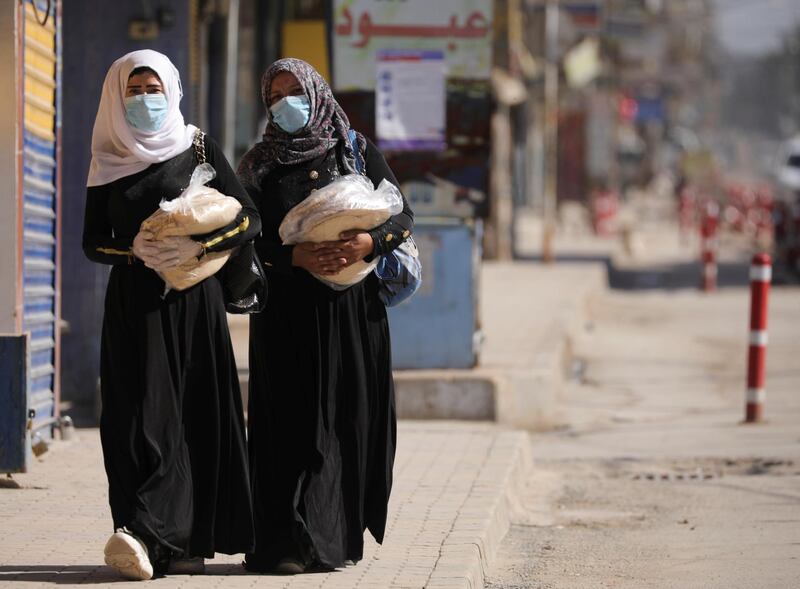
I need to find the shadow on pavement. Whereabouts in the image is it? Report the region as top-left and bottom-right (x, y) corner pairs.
(0, 564), (253, 583)
(0, 563), (340, 583)
(607, 260), (750, 290)
(0, 566), (118, 584)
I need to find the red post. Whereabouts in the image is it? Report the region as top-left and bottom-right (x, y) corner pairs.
(700, 201), (719, 292)
(591, 189), (619, 237)
(679, 186), (696, 235)
(745, 253), (771, 423)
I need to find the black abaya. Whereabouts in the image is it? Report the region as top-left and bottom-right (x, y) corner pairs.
(82, 137), (260, 563)
(243, 139), (412, 570)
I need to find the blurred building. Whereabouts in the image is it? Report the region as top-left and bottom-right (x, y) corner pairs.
(0, 0), (505, 438)
(513, 0), (716, 213)
(1, 0), (63, 471)
(1, 0), (721, 454)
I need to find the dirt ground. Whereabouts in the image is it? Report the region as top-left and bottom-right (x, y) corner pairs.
(486, 288), (800, 589)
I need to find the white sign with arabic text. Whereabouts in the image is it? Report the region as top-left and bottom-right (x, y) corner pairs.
(376, 50), (447, 152)
(333, 0), (493, 91)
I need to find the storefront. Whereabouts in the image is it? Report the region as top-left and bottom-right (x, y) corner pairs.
(0, 0), (62, 472)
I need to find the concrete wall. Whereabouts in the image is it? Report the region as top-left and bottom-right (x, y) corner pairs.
(61, 1), (191, 408)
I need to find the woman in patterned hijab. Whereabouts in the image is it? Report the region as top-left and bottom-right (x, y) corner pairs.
(238, 57), (366, 188)
(237, 58), (414, 575)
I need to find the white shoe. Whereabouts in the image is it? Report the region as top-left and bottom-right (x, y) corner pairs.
(104, 530), (154, 581)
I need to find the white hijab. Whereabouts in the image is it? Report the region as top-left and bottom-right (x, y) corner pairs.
(87, 49), (197, 187)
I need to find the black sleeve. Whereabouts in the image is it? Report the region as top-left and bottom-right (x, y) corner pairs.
(241, 182), (296, 276)
(193, 136), (262, 254)
(363, 138), (415, 260)
(82, 185), (135, 265)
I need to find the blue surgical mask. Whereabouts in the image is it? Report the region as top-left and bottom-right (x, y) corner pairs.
(124, 94), (169, 132)
(270, 95), (310, 134)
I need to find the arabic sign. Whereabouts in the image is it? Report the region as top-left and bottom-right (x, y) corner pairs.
(376, 50), (446, 152)
(563, 2), (603, 33)
(333, 0), (493, 91)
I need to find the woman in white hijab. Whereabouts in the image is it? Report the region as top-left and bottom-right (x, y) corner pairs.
(82, 50), (259, 581)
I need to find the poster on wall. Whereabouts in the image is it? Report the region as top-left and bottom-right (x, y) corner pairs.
(333, 0), (493, 91)
(375, 50), (446, 152)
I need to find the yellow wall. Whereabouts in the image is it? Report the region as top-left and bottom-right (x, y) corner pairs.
(281, 20), (330, 82)
(23, 2), (56, 141)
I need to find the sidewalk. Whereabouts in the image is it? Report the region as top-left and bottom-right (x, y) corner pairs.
(0, 422), (530, 588)
(390, 260), (606, 429)
(2, 230), (614, 587)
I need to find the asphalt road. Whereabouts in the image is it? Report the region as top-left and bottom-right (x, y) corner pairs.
(486, 288), (800, 589)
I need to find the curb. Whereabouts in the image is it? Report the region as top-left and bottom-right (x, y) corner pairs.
(232, 263), (607, 431)
(395, 262), (607, 431)
(426, 430), (532, 588)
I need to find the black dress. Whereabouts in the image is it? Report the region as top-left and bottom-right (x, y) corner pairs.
(82, 137), (260, 566)
(243, 138), (413, 570)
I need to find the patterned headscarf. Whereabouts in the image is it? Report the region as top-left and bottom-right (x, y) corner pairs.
(237, 58), (366, 188)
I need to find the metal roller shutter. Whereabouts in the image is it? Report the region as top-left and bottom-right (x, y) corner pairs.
(22, 0), (60, 442)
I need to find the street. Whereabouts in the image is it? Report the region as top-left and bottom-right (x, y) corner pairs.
(4, 2), (800, 588)
(1, 237), (798, 588)
(486, 288), (800, 589)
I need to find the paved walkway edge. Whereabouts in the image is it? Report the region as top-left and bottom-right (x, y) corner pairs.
(426, 430), (533, 588)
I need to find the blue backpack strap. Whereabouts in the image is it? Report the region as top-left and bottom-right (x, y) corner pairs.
(347, 128), (365, 175)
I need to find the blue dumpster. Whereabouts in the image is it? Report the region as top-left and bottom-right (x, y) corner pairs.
(388, 219), (481, 369)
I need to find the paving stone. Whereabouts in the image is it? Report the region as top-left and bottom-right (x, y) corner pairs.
(0, 422), (528, 588)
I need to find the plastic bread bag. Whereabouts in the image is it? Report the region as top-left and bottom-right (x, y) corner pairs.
(140, 163), (242, 291)
(142, 163), (243, 237)
(279, 174), (402, 242)
(278, 174), (403, 289)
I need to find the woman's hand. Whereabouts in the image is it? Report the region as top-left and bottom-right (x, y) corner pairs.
(291, 231), (374, 275)
(150, 236), (203, 270)
(320, 230), (374, 268)
(132, 231), (201, 270)
(291, 242), (348, 275)
(132, 230), (171, 268)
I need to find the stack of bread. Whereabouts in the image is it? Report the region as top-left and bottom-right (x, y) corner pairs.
(140, 163), (241, 291)
(279, 174), (403, 289)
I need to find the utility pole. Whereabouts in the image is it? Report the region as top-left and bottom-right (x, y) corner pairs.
(487, 0), (525, 261)
(542, 0), (559, 263)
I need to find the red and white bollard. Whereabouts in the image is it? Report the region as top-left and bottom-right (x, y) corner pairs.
(745, 253), (771, 423)
(700, 201), (719, 292)
(679, 185), (696, 235)
(591, 189), (619, 237)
